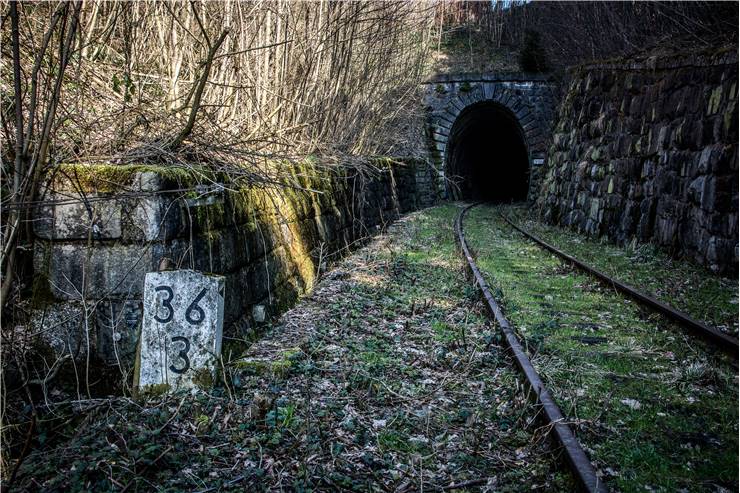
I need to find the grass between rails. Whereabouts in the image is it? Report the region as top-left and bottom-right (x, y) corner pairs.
(464, 204), (738, 492)
(506, 204), (738, 336)
(14, 204), (570, 492)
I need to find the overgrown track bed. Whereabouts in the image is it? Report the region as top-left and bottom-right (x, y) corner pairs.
(462, 203), (738, 492)
(504, 205), (739, 338)
(456, 204), (606, 493)
(499, 214), (738, 355)
(11, 205), (570, 492)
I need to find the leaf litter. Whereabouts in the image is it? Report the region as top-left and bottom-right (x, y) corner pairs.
(14, 205), (570, 492)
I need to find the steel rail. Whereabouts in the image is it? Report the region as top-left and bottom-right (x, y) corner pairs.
(500, 213), (739, 357)
(455, 204), (607, 493)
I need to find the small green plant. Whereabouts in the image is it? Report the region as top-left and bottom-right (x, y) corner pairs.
(195, 414), (210, 430)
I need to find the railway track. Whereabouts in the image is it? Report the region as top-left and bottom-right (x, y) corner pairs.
(455, 203), (607, 493)
(456, 202), (738, 491)
(499, 213), (739, 357)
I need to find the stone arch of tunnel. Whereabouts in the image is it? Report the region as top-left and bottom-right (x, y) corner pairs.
(445, 101), (530, 202)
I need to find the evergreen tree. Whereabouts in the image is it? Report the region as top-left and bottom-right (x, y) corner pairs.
(519, 30), (550, 73)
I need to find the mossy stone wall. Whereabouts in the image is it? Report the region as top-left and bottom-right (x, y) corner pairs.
(538, 48), (738, 274)
(32, 159), (429, 367)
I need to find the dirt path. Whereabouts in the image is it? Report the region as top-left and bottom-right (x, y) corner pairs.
(16, 205), (567, 492)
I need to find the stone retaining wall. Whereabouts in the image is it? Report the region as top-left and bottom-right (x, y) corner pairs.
(538, 47), (738, 274)
(31, 158), (434, 368)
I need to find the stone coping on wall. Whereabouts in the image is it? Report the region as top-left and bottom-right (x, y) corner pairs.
(29, 157), (436, 369)
(423, 71), (555, 84)
(569, 45), (738, 73)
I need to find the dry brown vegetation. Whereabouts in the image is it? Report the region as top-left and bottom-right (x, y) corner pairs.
(1, 1), (438, 169)
(0, 1), (443, 310)
(0, 1), (443, 477)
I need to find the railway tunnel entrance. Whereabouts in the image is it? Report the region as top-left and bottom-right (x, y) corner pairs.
(445, 102), (530, 202)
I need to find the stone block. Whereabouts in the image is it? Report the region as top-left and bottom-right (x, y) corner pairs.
(655, 217), (677, 245)
(653, 125), (670, 154)
(30, 302), (86, 360)
(315, 214), (340, 244)
(655, 168), (677, 195)
(221, 266), (256, 326)
(708, 211), (739, 238)
(687, 176), (705, 204)
(720, 100), (737, 142)
(588, 199), (601, 221)
(712, 175), (736, 213)
(618, 202), (639, 234)
(245, 248), (286, 305)
(700, 176), (716, 211)
(96, 299), (142, 365)
(132, 196), (182, 241)
(641, 160), (655, 179)
(47, 243), (152, 300)
(35, 199), (122, 240)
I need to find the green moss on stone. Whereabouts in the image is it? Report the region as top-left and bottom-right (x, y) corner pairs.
(233, 347), (300, 377)
(192, 367), (215, 390)
(55, 163), (209, 193)
(138, 383), (172, 398)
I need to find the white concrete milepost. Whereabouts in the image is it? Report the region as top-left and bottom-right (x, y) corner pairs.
(137, 270), (225, 391)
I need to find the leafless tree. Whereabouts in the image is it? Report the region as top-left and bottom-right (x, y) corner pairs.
(0, 0), (440, 311)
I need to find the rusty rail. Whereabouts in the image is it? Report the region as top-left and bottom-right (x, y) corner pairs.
(500, 213), (739, 357)
(455, 204), (607, 493)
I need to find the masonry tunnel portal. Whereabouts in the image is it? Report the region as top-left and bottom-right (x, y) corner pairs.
(445, 102), (529, 202)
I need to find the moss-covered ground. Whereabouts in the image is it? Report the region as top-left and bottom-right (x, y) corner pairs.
(507, 204), (738, 336)
(13, 205), (569, 492)
(464, 203), (738, 492)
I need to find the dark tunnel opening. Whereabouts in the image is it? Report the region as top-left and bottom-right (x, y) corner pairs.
(445, 102), (530, 202)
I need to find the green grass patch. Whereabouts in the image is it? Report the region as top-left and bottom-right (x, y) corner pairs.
(464, 204), (738, 492)
(505, 204), (737, 335)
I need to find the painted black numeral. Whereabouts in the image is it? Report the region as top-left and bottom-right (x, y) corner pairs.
(185, 288), (207, 325)
(154, 286), (174, 323)
(169, 336), (191, 374)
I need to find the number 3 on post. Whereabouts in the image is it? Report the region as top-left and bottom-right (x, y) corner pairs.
(140, 271), (224, 390)
(169, 336), (191, 374)
(154, 285), (174, 323)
